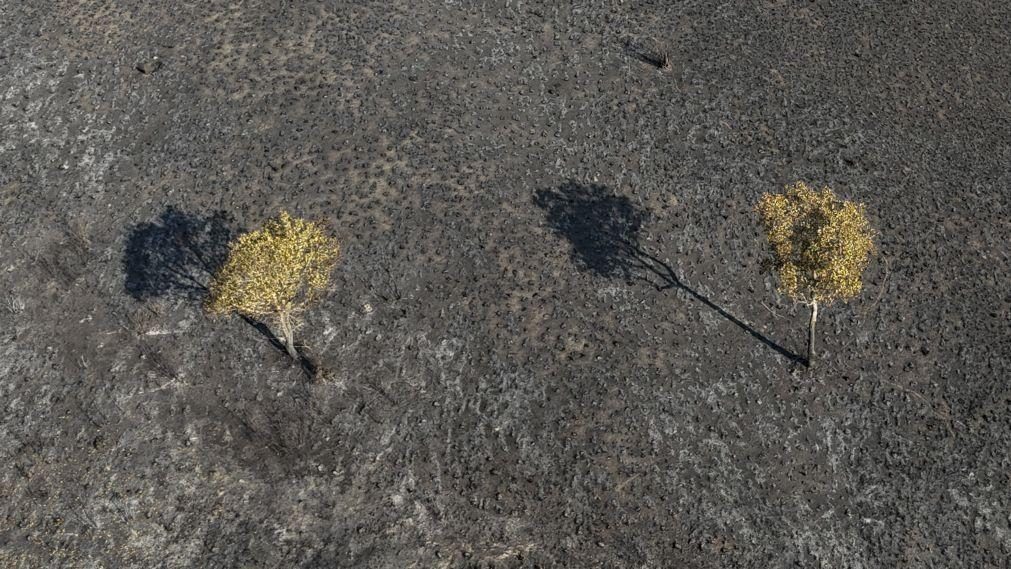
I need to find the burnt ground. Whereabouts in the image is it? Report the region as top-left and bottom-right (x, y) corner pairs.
(1, 1), (1010, 567)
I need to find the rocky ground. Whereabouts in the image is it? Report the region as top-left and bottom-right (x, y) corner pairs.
(1, 1), (1009, 567)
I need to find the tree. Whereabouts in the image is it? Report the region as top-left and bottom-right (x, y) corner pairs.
(756, 182), (875, 367)
(207, 211), (340, 361)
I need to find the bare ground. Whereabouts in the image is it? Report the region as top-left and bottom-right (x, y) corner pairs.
(1, 1), (1010, 567)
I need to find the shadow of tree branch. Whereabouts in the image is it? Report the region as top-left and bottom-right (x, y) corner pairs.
(629, 245), (805, 364)
(240, 315), (318, 377)
(534, 181), (803, 365)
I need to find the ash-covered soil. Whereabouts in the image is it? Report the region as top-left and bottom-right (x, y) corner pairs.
(1, 1), (1009, 567)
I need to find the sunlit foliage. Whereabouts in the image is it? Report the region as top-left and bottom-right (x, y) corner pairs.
(207, 211), (340, 358)
(756, 182), (874, 305)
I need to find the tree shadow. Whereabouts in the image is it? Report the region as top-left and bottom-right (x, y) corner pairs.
(533, 181), (648, 281)
(123, 207), (318, 375)
(620, 37), (670, 70)
(534, 182), (804, 365)
(123, 206), (236, 301)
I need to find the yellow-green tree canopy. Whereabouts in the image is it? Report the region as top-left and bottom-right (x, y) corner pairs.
(207, 211), (340, 320)
(756, 182), (874, 304)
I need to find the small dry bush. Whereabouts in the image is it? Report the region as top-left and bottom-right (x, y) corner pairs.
(756, 182), (875, 365)
(207, 211), (340, 359)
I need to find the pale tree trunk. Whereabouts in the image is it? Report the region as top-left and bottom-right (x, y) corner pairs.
(278, 311), (299, 361)
(807, 300), (818, 368)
